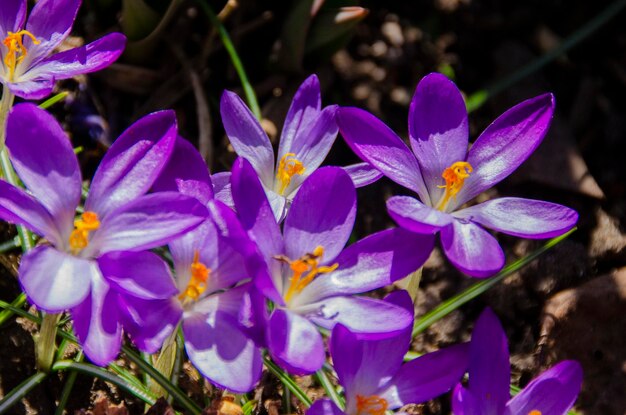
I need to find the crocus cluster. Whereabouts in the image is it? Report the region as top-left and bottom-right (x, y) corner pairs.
(0, 7), (583, 408)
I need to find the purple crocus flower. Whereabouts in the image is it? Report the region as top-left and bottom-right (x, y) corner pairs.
(337, 73), (578, 277)
(453, 308), (582, 415)
(0, 0), (126, 100)
(217, 74), (382, 221)
(0, 104), (206, 365)
(126, 137), (264, 392)
(231, 157), (434, 374)
(308, 291), (469, 415)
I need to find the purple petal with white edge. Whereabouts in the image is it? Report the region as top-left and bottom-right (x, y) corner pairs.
(152, 136), (212, 197)
(0, 181), (61, 245)
(183, 311), (262, 392)
(305, 295), (413, 338)
(71, 272), (122, 366)
(387, 195), (454, 234)
(19, 245), (96, 312)
(120, 296), (182, 354)
(380, 343), (469, 409)
(90, 192), (206, 254)
(337, 107), (431, 205)
(5, 78), (55, 100)
(452, 385), (482, 415)
(468, 308), (510, 414)
(504, 361), (582, 415)
(6, 103), (80, 234)
(86, 110), (177, 217)
(98, 251), (178, 300)
(284, 167), (356, 262)
(267, 308), (325, 375)
(409, 73), (469, 200)
(454, 197), (578, 239)
(25, 33), (126, 79)
(221, 91), (275, 186)
(455, 93), (555, 208)
(23, 0), (81, 66)
(343, 162), (383, 187)
(296, 228), (434, 305)
(212, 172), (233, 208)
(0, 0), (26, 38)
(440, 220), (504, 278)
(277, 74), (322, 161)
(307, 399), (345, 415)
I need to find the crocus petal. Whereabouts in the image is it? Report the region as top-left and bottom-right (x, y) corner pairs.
(23, 0), (81, 65)
(0, 181), (61, 244)
(184, 311), (262, 392)
(6, 103), (80, 234)
(468, 308), (510, 414)
(297, 228), (434, 305)
(452, 385), (482, 415)
(0, 0), (26, 38)
(305, 295), (413, 338)
(221, 91), (274, 186)
(409, 73), (469, 200)
(71, 272), (122, 366)
(5, 77), (54, 100)
(120, 296), (182, 354)
(19, 245), (95, 312)
(98, 251), (178, 300)
(337, 107), (431, 204)
(152, 136), (212, 198)
(284, 167), (356, 262)
(343, 162), (384, 187)
(90, 192), (206, 254)
(504, 361), (583, 415)
(212, 172), (234, 207)
(387, 195), (454, 234)
(454, 197), (578, 239)
(307, 399), (345, 415)
(455, 93), (555, 208)
(86, 110), (177, 217)
(440, 220), (504, 278)
(277, 74), (322, 162)
(380, 343), (469, 409)
(267, 308), (325, 375)
(25, 33), (125, 79)
(266, 189), (287, 223)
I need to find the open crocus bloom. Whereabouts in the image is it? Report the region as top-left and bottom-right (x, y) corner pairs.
(231, 157), (434, 374)
(216, 74), (382, 221)
(337, 73), (578, 277)
(0, 104), (206, 365)
(453, 308), (582, 415)
(308, 291), (469, 415)
(0, 0), (126, 99)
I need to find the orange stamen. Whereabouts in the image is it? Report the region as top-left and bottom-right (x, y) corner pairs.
(356, 395), (388, 415)
(276, 152), (305, 195)
(436, 161), (473, 211)
(528, 411), (542, 415)
(3, 30), (40, 80)
(179, 251), (211, 303)
(69, 211), (100, 253)
(274, 246), (338, 303)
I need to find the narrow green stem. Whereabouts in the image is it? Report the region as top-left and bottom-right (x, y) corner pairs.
(316, 369), (345, 410)
(263, 355), (312, 407)
(54, 352), (83, 415)
(0, 371), (48, 413)
(0, 235), (19, 253)
(36, 313), (61, 372)
(39, 91), (69, 110)
(197, 0), (262, 120)
(0, 292), (27, 326)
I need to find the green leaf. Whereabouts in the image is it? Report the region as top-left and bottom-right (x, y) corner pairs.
(263, 355), (312, 407)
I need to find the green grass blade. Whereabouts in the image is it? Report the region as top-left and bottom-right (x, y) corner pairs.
(0, 292), (27, 326)
(38, 92), (69, 110)
(315, 369), (345, 410)
(263, 355), (312, 407)
(0, 371), (47, 413)
(413, 228), (576, 337)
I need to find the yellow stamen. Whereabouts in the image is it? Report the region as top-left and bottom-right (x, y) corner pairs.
(3, 30), (40, 80)
(274, 245), (338, 303)
(276, 152), (305, 195)
(436, 161), (473, 211)
(179, 251), (211, 303)
(355, 395), (388, 415)
(528, 411), (542, 415)
(69, 211), (100, 253)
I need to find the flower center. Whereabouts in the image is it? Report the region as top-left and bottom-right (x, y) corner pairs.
(276, 152), (305, 195)
(69, 212), (100, 254)
(355, 395), (388, 415)
(436, 161), (473, 211)
(274, 246), (338, 303)
(178, 251), (211, 303)
(2, 30), (40, 81)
